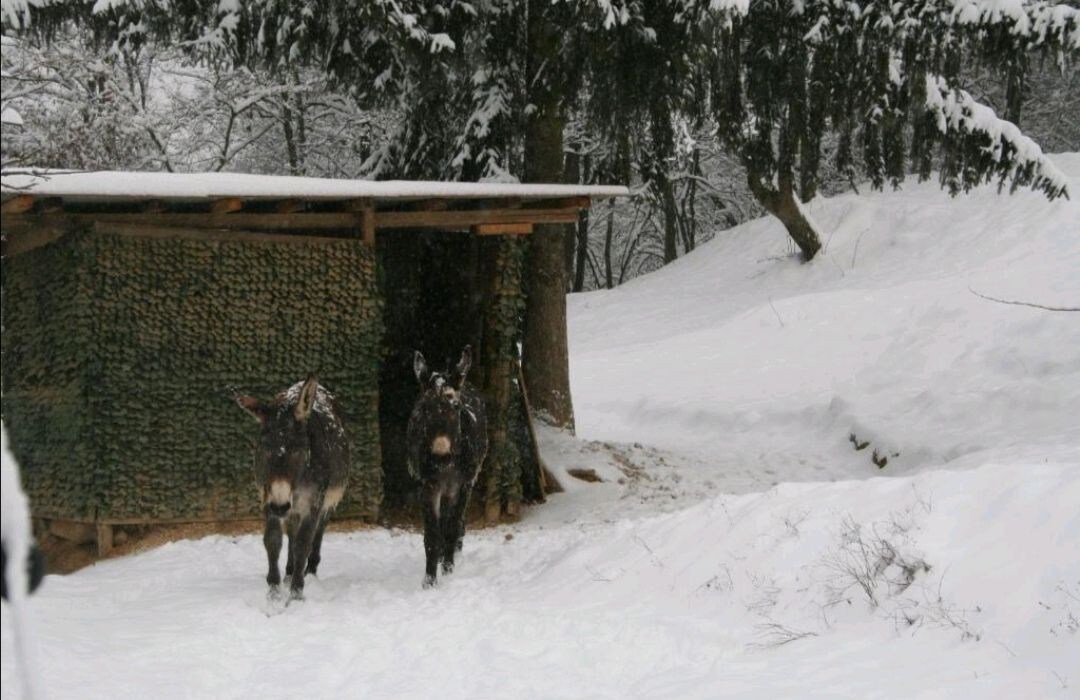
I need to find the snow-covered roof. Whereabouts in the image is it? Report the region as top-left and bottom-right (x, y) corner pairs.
(0, 170), (629, 204)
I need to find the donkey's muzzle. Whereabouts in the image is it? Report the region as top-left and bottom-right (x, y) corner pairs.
(266, 502), (291, 518)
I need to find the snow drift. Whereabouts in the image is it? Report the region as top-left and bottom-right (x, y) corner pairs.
(569, 153), (1080, 487)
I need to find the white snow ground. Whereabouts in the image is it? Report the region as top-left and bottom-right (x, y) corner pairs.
(3, 157), (1079, 699)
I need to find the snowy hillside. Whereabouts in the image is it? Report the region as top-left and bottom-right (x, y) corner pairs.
(570, 154), (1080, 487)
(3, 160), (1079, 699)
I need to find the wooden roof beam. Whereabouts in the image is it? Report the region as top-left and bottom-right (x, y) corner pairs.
(274, 199), (306, 214)
(2, 195), (36, 214)
(375, 207), (578, 229)
(209, 197), (243, 214)
(35, 197), (65, 215)
(531, 196), (590, 210)
(343, 198), (373, 212)
(403, 198), (450, 212)
(4, 205), (583, 232)
(472, 223), (532, 236)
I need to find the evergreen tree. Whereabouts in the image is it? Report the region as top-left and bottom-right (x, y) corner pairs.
(708, 0), (1077, 260)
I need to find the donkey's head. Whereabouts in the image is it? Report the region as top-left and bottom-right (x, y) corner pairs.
(412, 346), (473, 460)
(235, 375), (320, 517)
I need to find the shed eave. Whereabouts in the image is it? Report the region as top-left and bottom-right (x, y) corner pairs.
(0, 169), (630, 205)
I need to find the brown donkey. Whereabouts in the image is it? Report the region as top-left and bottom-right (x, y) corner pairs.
(236, 376), (349, 599)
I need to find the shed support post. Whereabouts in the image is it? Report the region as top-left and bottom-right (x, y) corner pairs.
(362, 208), (376, 247)
(96, 523), (114, 557)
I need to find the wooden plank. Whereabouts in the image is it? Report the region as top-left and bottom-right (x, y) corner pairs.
(377, 208), (579, 229)
(2, 222), (71, 257)
(96, 523), (114, 557)
(1, 195), (35, 214)
(75, 212), (360, 230)
(405, 198), (450, 212)
(35, 197), (65, 214)
(209, 197), (243, 214)
(531, 196), (590, 210)
(472, 223), (533, 236)
(3, 207), (582, 233)
(343, 198), (372, 212)
(86, 208), (580, 230)
(91, 221), (362, 247)
(275, 198), (305, 214)
(32, 511), (377, 526)
(463, 197), (523, 211)
(361, 208), (376, 247)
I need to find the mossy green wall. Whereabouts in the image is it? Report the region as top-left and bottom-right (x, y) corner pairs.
(2, 228), (383, 522)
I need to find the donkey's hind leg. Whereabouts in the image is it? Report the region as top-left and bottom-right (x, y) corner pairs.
(289, 513), (318, 599)
(439, 495), (457, 575)
(452, 487), (473, 554)
(307, 515), (328, 577)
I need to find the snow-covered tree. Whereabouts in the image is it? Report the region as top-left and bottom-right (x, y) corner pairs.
(709, 0), (1078, 260)
(0, 20), (392, 176)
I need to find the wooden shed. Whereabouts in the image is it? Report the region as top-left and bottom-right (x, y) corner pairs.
(0, 170), (627, 550)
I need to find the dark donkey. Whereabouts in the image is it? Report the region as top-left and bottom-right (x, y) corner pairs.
(236, 376), (349, 599)
(407, 346), (488, 588)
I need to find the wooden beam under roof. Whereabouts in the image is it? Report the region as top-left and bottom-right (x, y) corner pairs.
(2, 206), (580, 231)
(1, 195), (35, 214)
(209, 197), (243, 214)
(274, 199), (306, 214)
(473, 223), (532, 235)
(375, 207), (578, 229)
(530, 195), (590, 210)
(402, 198), (451, 212)
(35, 197), (65, 215)
(1, 219), (70, 256)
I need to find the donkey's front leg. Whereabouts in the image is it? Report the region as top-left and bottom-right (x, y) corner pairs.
(440, 485), (463, 574)
(263, 514), (283, 588)
(289, 513), (318, 599)
(285, 517), (297, 576)
(422, 486), (442, 589)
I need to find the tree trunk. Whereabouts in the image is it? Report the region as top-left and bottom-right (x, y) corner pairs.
(572, 153), (591, 293)
(282, 99), (299, 176)
(659, 174), (679, 264)
(522, 0), (575, 429)
(1004, 56), (1027, 126)
(603, 201), (614, 289)
(563, 149), (580, 286)
(746, 168), (822, 261)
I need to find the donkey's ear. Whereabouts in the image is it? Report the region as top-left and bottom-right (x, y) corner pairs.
(455, 345), (472, 386)
(294, 375), (319, 421)
(414, 351), (430, 384)
(236, 395), (270, 423)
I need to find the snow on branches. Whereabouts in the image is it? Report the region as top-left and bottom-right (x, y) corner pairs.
(924, 74), (1069, 198)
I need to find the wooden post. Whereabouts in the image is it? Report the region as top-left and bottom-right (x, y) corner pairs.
(96, 523), (114, 557)
(361, 208), (376, 247)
